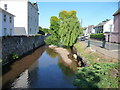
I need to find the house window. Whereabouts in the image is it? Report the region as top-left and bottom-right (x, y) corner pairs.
(4, 15), (6, 22)
(4, 4), (7, 10)
(10, 17), (12, 23)
(10, 29), (12, 35)
(30, 28), (31, 34)
(4, 28), (7, 36)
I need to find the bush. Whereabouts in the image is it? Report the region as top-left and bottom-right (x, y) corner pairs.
(90, 33), (104, 40)
(74, 63), (118, 88)
(45, 35), (60, 46)
(9, 53), (19, 61)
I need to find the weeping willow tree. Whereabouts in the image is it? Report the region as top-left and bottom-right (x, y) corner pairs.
(46, 10), (83, 47)
(45, 16), (60, 45)
(59, 10), (83, 48)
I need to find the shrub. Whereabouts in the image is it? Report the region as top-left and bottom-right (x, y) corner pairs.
(90, 33), (104, 40)
(0, 59), (2, 63)
(45, 35), (60, 46)
(9, 53), (19, 61)
(74, 63), (118, 88)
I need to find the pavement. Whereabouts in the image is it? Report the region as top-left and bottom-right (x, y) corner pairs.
(85, 39), (120, 54)
(79, 39), (120, 60)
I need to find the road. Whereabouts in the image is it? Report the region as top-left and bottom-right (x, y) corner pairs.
(84, 39), (120, 54)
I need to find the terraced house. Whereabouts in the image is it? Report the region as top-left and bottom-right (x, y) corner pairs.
(105, 8), (120, 43)
(0, 8), (14, 36)
(94, 19), (114, 34)
(0, 0), (39, 35)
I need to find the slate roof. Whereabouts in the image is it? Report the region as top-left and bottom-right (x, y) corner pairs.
(113, 8), (120, 16)
(94, 19), (110, 27)
(0, 8), (15, 16)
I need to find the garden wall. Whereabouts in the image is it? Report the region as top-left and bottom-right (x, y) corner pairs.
(0, 35), (45, 65)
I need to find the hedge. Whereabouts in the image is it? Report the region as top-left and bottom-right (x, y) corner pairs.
(90, 33), (104, 40)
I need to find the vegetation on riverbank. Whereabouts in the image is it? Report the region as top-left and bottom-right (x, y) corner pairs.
(45, 10), (83, 47)
(74, 42), (119, 88)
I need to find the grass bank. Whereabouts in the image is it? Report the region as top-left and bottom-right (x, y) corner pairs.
(73, 41), (119, 88)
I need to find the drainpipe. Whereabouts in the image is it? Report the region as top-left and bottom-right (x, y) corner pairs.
(109, 25), (112, 50)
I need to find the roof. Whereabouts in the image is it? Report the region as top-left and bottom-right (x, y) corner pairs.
(88, 25), (94, 27)
(94, 19), (110, 27)
(113, 8), (120, 16)
(0, 8), (15, 16)
(83, 27), (87, 30)
(28, 1), (38, 11)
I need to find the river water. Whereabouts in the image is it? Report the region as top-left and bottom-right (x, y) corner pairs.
(2, 46), (77, 88)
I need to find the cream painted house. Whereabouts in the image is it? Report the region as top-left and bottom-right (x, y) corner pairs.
(0, 0), (39, 35)
(84, 25), (95, 37)
(94, 19), (114, 34)
(0, 8), (14, 36)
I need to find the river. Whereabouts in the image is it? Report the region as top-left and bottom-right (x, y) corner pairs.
(2, 46), (77, 88)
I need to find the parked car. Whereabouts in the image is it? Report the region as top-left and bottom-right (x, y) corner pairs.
(78, 36), (81, 40)
(81, 36), (85, 41)
(85, 36), (89, 40)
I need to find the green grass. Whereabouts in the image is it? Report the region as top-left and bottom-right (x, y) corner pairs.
(74, 42), (97, 64)
(73, 42), (119, 88)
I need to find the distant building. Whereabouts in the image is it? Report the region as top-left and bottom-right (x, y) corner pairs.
(0, 8), (14, 36)
(105, 8), (120, 43)
(0, 0), (39, 35)
(83, 25), (95, 37)
(83, 27), (87, 36)
(94, 19), (114, 34)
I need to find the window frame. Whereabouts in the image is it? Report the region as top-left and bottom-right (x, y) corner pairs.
(10, 16), (12, 23)
(10, 28), (12, 36)
(4, 15), (6, 22)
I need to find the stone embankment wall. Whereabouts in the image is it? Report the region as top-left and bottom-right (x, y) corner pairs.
(0, 35), (45, 65)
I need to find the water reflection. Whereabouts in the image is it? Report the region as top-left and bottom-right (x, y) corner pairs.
(3, 47), (77, 88)
(11, 70), (29, 88)
(2, 46), (46, 88)
(58, 56), (75, 76)
(46, 48), (58, 58)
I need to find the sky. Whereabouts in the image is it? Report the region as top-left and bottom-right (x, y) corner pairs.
(30, 0), (119, 28)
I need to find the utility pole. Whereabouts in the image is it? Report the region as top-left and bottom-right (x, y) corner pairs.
(81, 18), (82, 27)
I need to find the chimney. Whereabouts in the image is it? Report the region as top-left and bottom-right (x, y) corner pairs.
(33, 1), (37, 5)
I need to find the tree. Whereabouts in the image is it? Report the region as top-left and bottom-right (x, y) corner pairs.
(59, 10), (83, 48)
(38, 26), (45, 35)
(45, 16), (60, 45)
(38, 26), (50, 35)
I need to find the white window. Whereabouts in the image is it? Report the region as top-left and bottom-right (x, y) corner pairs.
(4, 15), (6, 22)
(4, 4), (7, 10)
(4, 28), (7, 36)
(10, 29), (12, 35)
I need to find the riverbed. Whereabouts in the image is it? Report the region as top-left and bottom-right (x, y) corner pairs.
(2, 46), (77, 88)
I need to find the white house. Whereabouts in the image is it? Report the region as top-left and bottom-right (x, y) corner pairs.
(83, 25), (95, 37)
(0, 8), (14, 36)
(0, 0), (39, 35)
(94, 19), (114, 34)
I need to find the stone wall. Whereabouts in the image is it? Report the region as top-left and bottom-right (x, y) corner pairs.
(0, 35), (45, 65)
